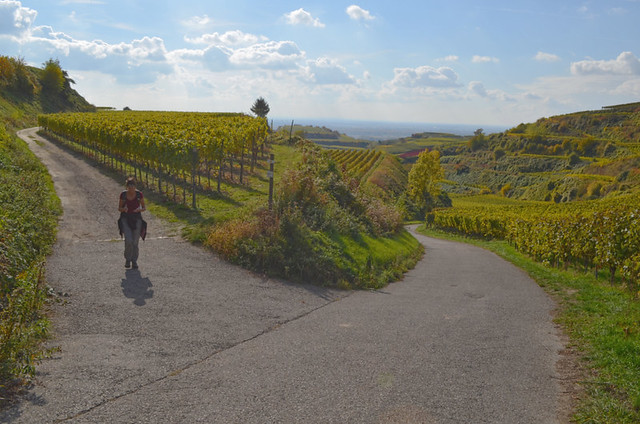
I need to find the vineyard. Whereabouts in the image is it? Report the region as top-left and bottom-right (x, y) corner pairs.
(328, 148), (408, 200)
(428, 194), (640, 289)
(38, 111), (269, 203)
(329, 149), (382, 180)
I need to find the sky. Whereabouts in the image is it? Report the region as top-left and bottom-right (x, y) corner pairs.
(2, 0), (640, 127)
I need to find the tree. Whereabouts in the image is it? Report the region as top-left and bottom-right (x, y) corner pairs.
(250, 97), (270, 119)
(0, 56), (15, 87)
(408, 149), (445, 213)
(468, 128), (487, 151)
(40, 58), (65, 95)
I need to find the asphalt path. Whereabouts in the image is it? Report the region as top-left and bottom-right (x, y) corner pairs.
(2, 128), (569, 423)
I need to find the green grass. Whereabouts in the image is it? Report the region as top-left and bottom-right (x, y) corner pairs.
(416, 226), (640, 424)
(335, 229), (424, 289)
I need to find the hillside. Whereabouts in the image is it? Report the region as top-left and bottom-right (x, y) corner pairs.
(274, 123), (371, 148)
(439, 102), (640, 202)
(0, 56), (95, 396)
(0, 56), (95, 129)
(377, 131), (468, 164)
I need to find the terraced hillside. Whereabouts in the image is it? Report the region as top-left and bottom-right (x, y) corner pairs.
(441, 102), (640, 201)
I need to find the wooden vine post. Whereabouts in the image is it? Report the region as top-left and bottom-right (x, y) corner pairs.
(191, 146), (198, 209)
(268, 153), (275, 210)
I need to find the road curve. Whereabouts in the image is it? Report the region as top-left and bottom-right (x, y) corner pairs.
(2, 128), (567, 423)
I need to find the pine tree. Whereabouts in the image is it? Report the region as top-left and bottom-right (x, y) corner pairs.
(250, 97), (270, 118)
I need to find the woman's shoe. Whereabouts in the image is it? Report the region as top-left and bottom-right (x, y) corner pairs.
(132, 261), (138, 269)
(125, 260), (131, 268)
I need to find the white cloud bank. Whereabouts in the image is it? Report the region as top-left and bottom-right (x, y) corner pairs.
(571, 51), (640, 75)
(185, 30), (267, 47)
(390, 65), (460, 89)
(0, 0), (37, 38)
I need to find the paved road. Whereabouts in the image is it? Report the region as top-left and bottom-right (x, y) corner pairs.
(2, 128), (568, 423)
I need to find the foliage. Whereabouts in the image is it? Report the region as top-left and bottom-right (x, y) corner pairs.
(205, 140), (414, 288)
(0, 56), (92, 397)
(0, 56), (38, 98)
(0, 124), (60, 395)
(427, 194), (640, 290)
(407, 149), (445, 215)
(468, 128), (487, 151)
(39, 111), (269, 203)
(39, 59), (65, 95)
(250, 97), (270, 119)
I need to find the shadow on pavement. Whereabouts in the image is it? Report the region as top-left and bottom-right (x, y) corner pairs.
(121, 269), (154, 306)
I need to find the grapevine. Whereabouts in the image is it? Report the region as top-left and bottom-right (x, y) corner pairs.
(38, 110), (269, 201)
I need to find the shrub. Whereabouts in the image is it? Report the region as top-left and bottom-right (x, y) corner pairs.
(0, 126), (60, 395)
(205, 139), (410, 287)
(363, 198), (403, 235)
(500, 183), (512, 197)
(568, 152), (581, 166)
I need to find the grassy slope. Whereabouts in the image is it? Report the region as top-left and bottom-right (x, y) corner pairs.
(0, 65), (93, 399)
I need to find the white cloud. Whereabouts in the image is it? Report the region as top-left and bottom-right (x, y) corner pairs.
(185, 30), (267, 47)
(229, 41), (304, 69)
(571, 51), (640, 75)
(469, 81), (488, 97)
(0, 0), (37, 38)
(346, 5), (375, 21)
(285, 8), (325, 28)
(181, 15), (213, 28)
(613, 78), (640, 96)
(0, 2), (308, 80)
(390, 65), (460, 89)
(302, 57), (355, 85)
(534, 51), (560, 62)
(438, 55), (459, 62)
(472, 55), (500, 63)
(468, 81), (514, 101)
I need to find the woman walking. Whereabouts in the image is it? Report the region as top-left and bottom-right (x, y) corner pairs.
(118, 177), (146, 269)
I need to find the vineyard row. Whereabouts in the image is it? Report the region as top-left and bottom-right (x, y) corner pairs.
(329, 149), (383, 181)
(428, 196), (640, 289)
(38, 111), (271, 204)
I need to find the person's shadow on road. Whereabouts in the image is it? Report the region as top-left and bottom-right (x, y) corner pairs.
(121, 269), (154, 306)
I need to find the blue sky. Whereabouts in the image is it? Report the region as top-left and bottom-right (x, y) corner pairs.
(2, 0), (640, 126)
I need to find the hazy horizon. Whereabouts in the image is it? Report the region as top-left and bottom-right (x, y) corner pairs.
(271, 117), (508, 140)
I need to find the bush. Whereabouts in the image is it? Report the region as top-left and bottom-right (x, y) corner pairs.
(363, 198), (403, 235)
(205, 139), (411, 287)
(568, 152), (581, 166)
(0, 126), (60, 396)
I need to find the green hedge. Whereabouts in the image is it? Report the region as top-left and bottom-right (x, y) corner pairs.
(0, 125), (60, 397)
